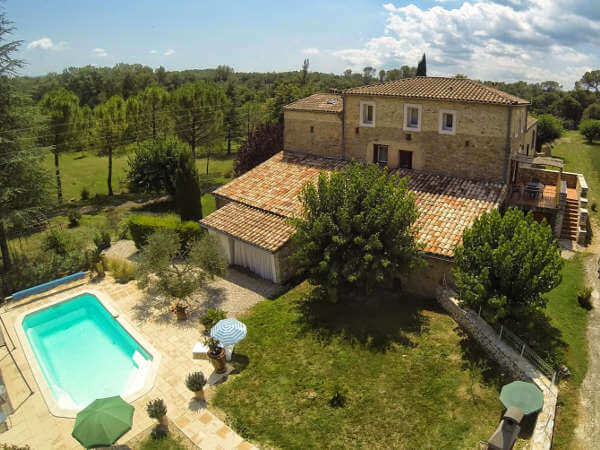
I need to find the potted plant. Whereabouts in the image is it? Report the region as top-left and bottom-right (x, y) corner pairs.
(205, 337), (227, 374)
(200, 308), (227, 333)
(171, 302), (188, 321)
(146, 398), (168, 427)
(185, 371), (207, 400)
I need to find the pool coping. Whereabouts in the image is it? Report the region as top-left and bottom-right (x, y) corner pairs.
(14, 288), (162, 419)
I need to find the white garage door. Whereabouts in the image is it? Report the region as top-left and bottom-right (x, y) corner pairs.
(210, 230), (277, 282)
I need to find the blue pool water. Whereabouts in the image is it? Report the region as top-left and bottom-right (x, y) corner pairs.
(22, 293), (152, 409)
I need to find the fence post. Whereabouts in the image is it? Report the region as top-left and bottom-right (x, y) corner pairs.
(499, 325), (503, 340)
(520, 344), (525, 358)
(478, 305), (482, 317)
(551, 371), (556, 385)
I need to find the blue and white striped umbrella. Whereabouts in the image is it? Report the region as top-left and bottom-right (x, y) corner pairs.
(210, 318), (247, 346)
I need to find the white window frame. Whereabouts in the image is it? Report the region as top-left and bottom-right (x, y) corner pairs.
(374, 144), (388, 165)
(438, 109), (457, 135)
(360, 101), (376, 127)
(403, 103), (422, 132)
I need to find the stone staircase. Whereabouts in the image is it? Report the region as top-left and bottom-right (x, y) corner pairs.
(560, 198), (579, 241)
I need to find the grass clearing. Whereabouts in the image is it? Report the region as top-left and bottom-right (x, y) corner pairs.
(42, 150), (236, 202)
(214, 283), (512, 449)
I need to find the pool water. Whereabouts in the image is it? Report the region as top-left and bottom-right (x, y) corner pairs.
(22, 293), (152, 409)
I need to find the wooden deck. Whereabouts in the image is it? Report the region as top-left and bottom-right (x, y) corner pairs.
(507, 185), (578, 210)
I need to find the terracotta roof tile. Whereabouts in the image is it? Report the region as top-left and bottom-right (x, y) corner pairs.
(284, 93), (343, 113)
(211, 152), (506, 257)
(343, 77), (530, 106)
(213, 152), (346, 217)
(200, 202), (295, 252)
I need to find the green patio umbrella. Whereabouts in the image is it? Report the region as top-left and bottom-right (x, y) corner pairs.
(499, 381), (544, 415)
(72, 396), (134, 448)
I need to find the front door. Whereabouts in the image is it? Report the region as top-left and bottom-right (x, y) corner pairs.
(399, 150), (413, 169)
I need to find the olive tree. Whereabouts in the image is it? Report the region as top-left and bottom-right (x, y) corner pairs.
(291, 163), (421, 301)
(452, 208), (563, 323)
(136, 229), (226, 315)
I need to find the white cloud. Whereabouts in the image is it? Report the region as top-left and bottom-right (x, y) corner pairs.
(302, 48), (320, 55)
(92, 48), (108, 57)
(149, 49), (158, 54)
(27, 37), (67, 51)
(335, 0), (600, 87)
(164, 49), (175, 56)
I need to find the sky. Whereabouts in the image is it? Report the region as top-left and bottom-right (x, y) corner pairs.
(6, 0), (600, 88)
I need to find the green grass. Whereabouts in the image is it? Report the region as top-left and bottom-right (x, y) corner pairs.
(214, 283), (511, 449)
(552, 131), (600, 221)
(546, 256), (590, 448)
(42, 150), (236, 202)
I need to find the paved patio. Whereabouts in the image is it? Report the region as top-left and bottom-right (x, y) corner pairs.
(0, 272), (269, 449)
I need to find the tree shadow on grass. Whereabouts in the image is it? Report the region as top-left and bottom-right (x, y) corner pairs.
(130, 197), (175, 214)
(294, 287), (432, 353)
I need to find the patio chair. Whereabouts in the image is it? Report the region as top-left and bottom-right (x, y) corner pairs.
(487, 407), (523, 450)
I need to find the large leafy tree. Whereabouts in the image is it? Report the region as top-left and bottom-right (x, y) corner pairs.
(94, 94), (127, 195)
(291, 163), (420, 301)
(127, 136), (187, 195)
(170, 81), (225, 159)
(38, 87), (81, 203)
(223, 82), (240, 154)
(175, 150), (204, 221)
(234, 122), (283, 176)
(580, 70), (600, 93)
(265, 83), (300, 124)
(453, 208), (563, 323)
(582, 103), (600, 121)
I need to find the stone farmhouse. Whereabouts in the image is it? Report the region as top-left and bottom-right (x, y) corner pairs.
(200, 77), (588, 296)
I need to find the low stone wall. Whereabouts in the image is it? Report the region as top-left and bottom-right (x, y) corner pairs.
(436, 287), (558, 450)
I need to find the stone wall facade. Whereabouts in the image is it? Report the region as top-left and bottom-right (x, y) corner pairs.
(284, 110), (342, 158)
(274, 241), (296, 284)
(436, 287), (558, 450)
(342, 96), (522, 183)
(400, 255), (455, 298)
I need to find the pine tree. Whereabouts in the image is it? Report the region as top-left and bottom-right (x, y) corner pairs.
(416, 54), (427, 77)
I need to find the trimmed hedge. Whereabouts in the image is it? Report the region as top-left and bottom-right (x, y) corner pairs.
(128, 215), (204, 250)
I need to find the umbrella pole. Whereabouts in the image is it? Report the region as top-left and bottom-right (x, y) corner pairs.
(225, 345), (234, 361)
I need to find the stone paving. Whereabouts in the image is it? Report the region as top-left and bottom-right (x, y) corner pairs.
(0, 274), (266, 449)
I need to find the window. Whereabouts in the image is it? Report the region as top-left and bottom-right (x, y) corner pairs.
(373, 144), (388, 165)
(360, 101), (375, 127)
(403, 104), (422, 131)
(438, 109), (457, 135)
(526, 143), (530, 155)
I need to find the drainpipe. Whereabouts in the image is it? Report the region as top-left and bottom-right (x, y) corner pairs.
(502, 104), (513, 184)
(341, 93), (346, 160)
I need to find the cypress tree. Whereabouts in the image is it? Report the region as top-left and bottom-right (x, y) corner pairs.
(416, 54), (427, 77)
(175, 151), (203, 221)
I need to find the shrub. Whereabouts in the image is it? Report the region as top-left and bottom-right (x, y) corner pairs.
(104, 257), (135, 283)
(150, 425), (168, 440)
(592, 201), (597, 212)
(234, 123), (283, 176)
(185, 372), (207, 392)
(200, 308), (227, 330)
(577, 287), (593, 310)
(329, 384), (348, 408)
(42, 230), (69, 256)
(146, 398), (167, 420)
(453, 208), (563, 323)
(67, 209), (82, 227)
(128, 215), (204, 250)
(93, 230), (111, 251)
(175, 151), (204, 221)
(580, 119), (600, 143)
(80, 187), (90, 201)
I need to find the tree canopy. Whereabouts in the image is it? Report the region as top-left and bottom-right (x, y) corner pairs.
(291, 163), (421, 301)
(453, 208), (563, 323)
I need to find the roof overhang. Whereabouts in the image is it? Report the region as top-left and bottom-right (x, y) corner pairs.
(512, 154), (564, 169)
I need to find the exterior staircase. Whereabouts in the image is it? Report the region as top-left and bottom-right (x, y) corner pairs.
(560, 198), (579, 241)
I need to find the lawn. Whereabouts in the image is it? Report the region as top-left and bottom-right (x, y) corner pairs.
(42, 149), (236, 202)
(214, 283), (512, 449)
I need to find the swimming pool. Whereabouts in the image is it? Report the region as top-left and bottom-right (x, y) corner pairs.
(17, 290), (160, 417)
